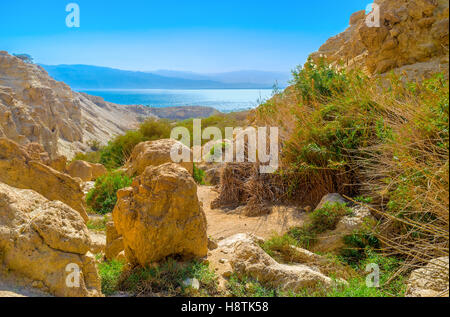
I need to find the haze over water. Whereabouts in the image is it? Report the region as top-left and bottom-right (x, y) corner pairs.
(79, 89), (274, 112)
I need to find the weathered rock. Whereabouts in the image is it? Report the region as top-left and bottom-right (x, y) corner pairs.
(310, 0), (449, 79)
(47, 155), (67, 173)
(89, 231), (106, 254)
(66, 160), (94, 182)
(0, 137), (88, 221)
(113, 163), (208, 266)
(314, 193), (349, 211)
(105, 222), (124, 260)
(224, 235), (336, 292)
(125, 139), (193, 176)
(66, 160), (107, 182)
(91, 163), (107, 180)
(406, 257), (449, 297)
(0, 51), (156, 158)
(0, 182), (102, 297)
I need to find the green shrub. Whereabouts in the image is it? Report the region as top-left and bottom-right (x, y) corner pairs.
(285, 202), (353, 249)
(340, 230), (380, 265)
(100, 131), (145, 170)
(86, 171), (132, 214)
(98, 259), (124, 296)
(309, 202), (353, 233)
(193, 163), (206, 185)
(138, 118), (172, 140)
(72, 151), (101, 164)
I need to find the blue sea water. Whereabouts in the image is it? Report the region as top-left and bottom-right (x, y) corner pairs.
(78, 89), (274, 112)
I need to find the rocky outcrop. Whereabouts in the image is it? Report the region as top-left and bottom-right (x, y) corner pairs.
(113, 163), (208, 266)
(406, 257), (449, 297)
(0, 51), (155, 159)
(105, 222), (124, 261)
(125, 139), (193, 176)
(0, 182), (102, 297)
(66, 160), (107, 182)
(208, 234), (340, 293)
(0, 138), (88, 221)
(310, 0), (449, 79)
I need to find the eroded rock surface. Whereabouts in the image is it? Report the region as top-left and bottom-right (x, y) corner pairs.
(0, 51), (156, 158)
(0, 137), (88, 221)
(406, 257), (449, 297)
(66, 160), (107, 182)
(125, 139), (193, 176)
(113, 163), (208, 266)
(208, 234), (340, 293)
(310, 0), (449, 79)
(0, 182), (101, 297)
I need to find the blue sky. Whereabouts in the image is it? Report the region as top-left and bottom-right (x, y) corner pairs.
(0, 0), (370, 73)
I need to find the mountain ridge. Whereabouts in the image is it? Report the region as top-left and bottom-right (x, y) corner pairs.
(41, 64), (283, 89)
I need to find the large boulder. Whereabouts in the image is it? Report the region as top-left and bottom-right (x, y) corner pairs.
(125, 139), (193, 176)
(113, 163), (208, 266)
(0, 138), (88, 221)
(406, 257), (449, 297)
(209, 234), (337, 293)
(66, 160), (107, 182)
(0, 182), (102, 297)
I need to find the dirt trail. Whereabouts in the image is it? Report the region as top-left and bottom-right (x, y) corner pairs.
(198, 185), (307, 240)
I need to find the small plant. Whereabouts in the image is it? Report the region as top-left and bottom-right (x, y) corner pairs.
(309, 202), (353, 233)
(87, 139), (102, 151)
(285, 202), (353, 249)
(118, 259), (218, 297)
(72, 151), (101, 164)
(227, 274), (278, 297)
(86, 171), (132, 214)
(193, 163), (206, 185)
(86, 215), (109, 231)
(98, 259), (125, 296)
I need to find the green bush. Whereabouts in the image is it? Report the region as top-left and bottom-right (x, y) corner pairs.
(98, 259), (124, 296)
(285, 202), (353, 249)
(86, 171), (132, 214)
(193, 163), (206, 185)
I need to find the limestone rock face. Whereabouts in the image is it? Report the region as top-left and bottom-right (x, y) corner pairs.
(0, 182), (102, 297)
(125, 139), (193, 176)
(212, 234), (337, 293)
(0, 137), (88, 221)
(406, 257), (449, 297)
(105, 222), (124, 260)
(0, 51), (156, 159)
(310, 0), (449, 79)
(113, 163), (208, 266)
(66, 160), (107, 182)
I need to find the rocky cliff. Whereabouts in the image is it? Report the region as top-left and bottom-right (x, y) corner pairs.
(310, 0), (449, 79)
(0, 51), (156, 158)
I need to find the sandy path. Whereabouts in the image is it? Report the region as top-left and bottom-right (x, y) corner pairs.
(198, 185), (307, 240)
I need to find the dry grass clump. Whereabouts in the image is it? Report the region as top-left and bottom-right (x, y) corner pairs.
(356, 74), (449, 273)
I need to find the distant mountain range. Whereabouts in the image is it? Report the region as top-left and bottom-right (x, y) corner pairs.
(40, 64), (290, 89)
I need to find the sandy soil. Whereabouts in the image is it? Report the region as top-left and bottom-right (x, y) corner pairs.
(198, 185), (307, 240)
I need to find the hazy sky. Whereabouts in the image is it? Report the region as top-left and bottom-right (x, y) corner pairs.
(0, 0), (370, 73)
